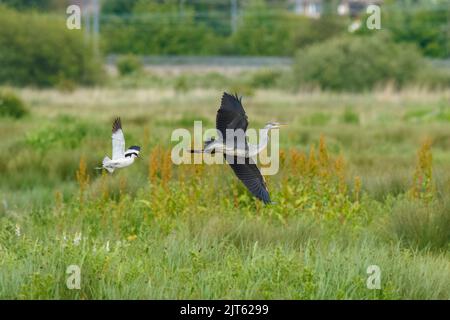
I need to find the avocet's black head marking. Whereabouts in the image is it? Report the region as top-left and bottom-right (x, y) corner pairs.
(128, 146), (141, 151)
(125, 146), (141, 158)
(125, 152), (139, 158)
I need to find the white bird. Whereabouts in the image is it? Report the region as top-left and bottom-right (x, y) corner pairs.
(97, 117), (141, 173)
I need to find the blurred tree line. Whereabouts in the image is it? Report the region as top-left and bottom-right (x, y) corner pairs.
(1, 0), (448, 57)
(103, 0), (450, 58)
(0, 0), (448, 89)
(0, 5), (103, 87)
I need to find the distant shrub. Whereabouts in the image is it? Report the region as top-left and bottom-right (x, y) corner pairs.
(340, 108), (360, 125)
(229, 6), (294, 56)
(249, 69), (283, 89)
(25, 119), (94, 151)
(116, 55), (143, 76)
(304, 112), (332, 126)
(0, 6), (103, 87)
(174, 76), (190, 93)
(292, 16), (346, 50)
(56, 78), (77, 93)
(0, 90), (28, 118)
(228, 3), (345, 56)
(293, 34), (425, 91)
(103, 2), (220, 55)
(360, 4), (450, 58)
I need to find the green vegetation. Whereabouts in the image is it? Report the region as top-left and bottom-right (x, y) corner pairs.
(102, 1), (220, 56)
(1, 2), (448, 90)
(2, 1), (449, 58)
(293, 34), (433, 91)
(0, 88), (449, 299)
(226, 4), (343, 56)
(100, 0), (449, 58)
(359, 0), (450, 58)
(116, 55), (143, 76)
(0, 89), (28, 118)
(0, 6), (103, 87)
(0, 0), (449, 300)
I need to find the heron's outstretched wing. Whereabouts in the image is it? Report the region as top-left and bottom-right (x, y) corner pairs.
(226, 156), (271, 204)
(216, 93), (248, 142)
(111, 117), (125, 160)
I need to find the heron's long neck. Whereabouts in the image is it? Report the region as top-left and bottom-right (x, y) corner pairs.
(255, 127), (270, 154)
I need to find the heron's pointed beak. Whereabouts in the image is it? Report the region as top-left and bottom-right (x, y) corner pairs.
(189, 149), (204, 154)
(272, 122), (287, 129)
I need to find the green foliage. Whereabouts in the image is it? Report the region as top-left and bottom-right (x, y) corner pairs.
(249, 69), (283, 89)
(0, 0), (53, 10)
(116, 55), (143, 76)
(102, 0), (139, 14)
(285, 137), (365, 226)
(381, 3), (450, 58)
(303, 112), (332, 126)
(101, 0), (346, 56)
(226, 2), (345, 56)
(0, 89), (28, 118)
(25, 117), (98, 151)
(103, 2), (219, 55)
(1, 89), (450, 299)
(229, 3), (295, 56)
(293, 34), (426, 91)
(388, 198), (450, 251)
(0, 6), (103, 87)
(340, 108), (360, 125)
(291, 15), (346, 50)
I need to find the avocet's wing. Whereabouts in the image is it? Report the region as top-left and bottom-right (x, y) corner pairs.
(112, 117), (125, 160)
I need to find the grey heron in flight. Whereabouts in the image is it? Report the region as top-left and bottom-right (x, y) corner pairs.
(97, 117), (141, 173)
(191, 92), (285, 204)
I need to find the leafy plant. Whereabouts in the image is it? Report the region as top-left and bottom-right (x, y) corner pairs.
(0, 6), (103, 87)
(0, 89), (28, 118)
(116, 54), (143, 76)
(293, 34), (425, 91)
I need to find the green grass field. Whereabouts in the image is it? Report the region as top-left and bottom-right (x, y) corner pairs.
(1, 87), (449, 299)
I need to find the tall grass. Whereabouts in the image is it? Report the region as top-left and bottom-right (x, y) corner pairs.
(1, 88), (449, 299)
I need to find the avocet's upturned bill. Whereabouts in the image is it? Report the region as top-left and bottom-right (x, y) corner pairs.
(97, 117), (141, 173)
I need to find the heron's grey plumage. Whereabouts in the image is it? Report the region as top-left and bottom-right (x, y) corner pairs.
(216, 93), (248, 143)
(217, 93), (271, 204)
(227, 156), (271, 204)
